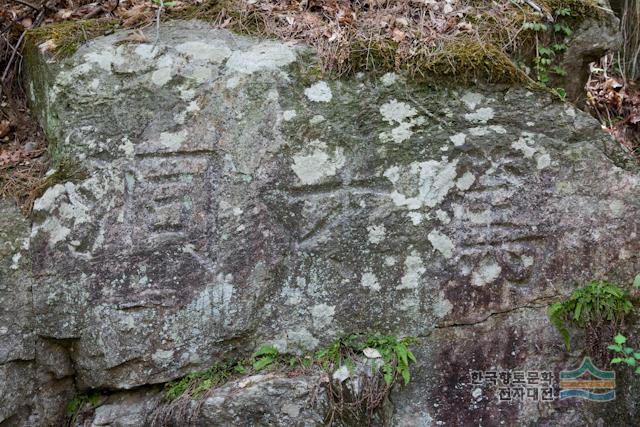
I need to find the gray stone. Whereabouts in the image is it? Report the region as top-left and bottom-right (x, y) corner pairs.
(6, 19), (640, 425)
(0, 200), (35, 425)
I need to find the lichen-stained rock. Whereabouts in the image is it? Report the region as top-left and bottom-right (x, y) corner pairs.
(0, 200), (35, 425)
(18, 20), (640, 424)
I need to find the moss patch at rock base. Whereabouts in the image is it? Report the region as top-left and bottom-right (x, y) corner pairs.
(26, 19), (120, 58)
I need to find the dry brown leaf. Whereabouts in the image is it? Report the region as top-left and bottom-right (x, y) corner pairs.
(391, 28), (406, 43)
(119, 29), (149, 44)
(0, 121), (11, 139)
(56, 9), (74, 20)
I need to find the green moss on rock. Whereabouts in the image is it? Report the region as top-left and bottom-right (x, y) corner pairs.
(26, 19), (120, 58)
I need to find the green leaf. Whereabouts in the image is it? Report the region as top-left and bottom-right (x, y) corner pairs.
(611, 357), (623, 364)
(401, 368), (410, 385)
(635, 367), (640, 375)
(634, 353), (640, 360)
(615, 334), (627, 345)
(252, 345), (278, 358)
(633, 274), (640, 288)
(625, 347), (634, 354)
(574, 301), (583, 320)
(383, 370), (393, 385)
(625, 357), (637, 366)
(539, 47), (554, 56)
(253, 356), (275, 371)
(552, 66), (567, 76)
(396, 346), (409, 367)
(608, 344), (622, 352)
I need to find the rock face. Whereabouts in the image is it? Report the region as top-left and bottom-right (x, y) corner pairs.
(4, 19), (640, 425)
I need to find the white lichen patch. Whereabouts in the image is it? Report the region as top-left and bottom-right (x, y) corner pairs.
(283, 110), (297, 121)
(34, 183), (67, 212)
(466, 209), (492, 225)
(10, 252), (21, 270)
(151, 67), (172, 86)
(310, 115), (325, 124)
(436, 209), (450, 224)
(361, 270), (381, 291)
(461, 92), (484, 110)
(119, 137), (135, 157)
(427, 230), (454, 259)
(511, 133), (538, 158)
(609, 200), (625, 217)
(456, 171), (476, 191)
(407, 212), (423, 225)
(84, 48), (125, 71)
(32, 216), (70, 246)
(175, 40), (231, 63)
(464, 107), (495, 124)
(367, 224), (386, 244)
(304, 81), (333, 102)
(471, 259), (502, 287)
(285, 328), (319, 351)
(226, 42), (296, 74)
(511, 132), (552, 170)
(152, 349), (175, 365)
(175, 100), (200, 125)
(521, 255), (534, 268)
(449, 133), (466, 146)
(291, 140), (345, 185)
(190, 66), (213, 83)
(433, 290), (453, 318)
(158, 129), (188, 150)
(380, 72), (399, 86)
(179, 87), (197, 101)
(310, 303), (335, 329)
(381, 121), (420, 144)
(468, 125), (507, 136)
(536, 153), (551, 170)
(384, 159), (458, 210)
(397, 250), (426, 289)
(134, 43), (156, 59)
(226, 75), (241, 89)
(379, 99), (417, 124)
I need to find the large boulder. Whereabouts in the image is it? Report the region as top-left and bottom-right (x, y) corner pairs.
(5, 19), (639, 425)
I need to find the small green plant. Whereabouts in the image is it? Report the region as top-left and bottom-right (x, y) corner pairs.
(609, 334), (640, 374)
(524, 8), (574, 85)
(316, 334), (418, 426)
(548, 280), (634, 351)
(152, 0), (177, 6)
(66, 391), (101, 420)
(553, 87), (567, 100)
(252, 344), (280, 370)
(153, 334), (418, 426)
(362, 335), (417, 385)
(164, 359), (245, 402)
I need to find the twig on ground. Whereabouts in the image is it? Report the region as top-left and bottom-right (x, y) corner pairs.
(155, 0), (164, 46)
(10, 0), (40, 12)
(0, 9), (44, 100)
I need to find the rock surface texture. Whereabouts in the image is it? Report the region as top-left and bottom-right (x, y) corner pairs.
(2, 20), (640, 425)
